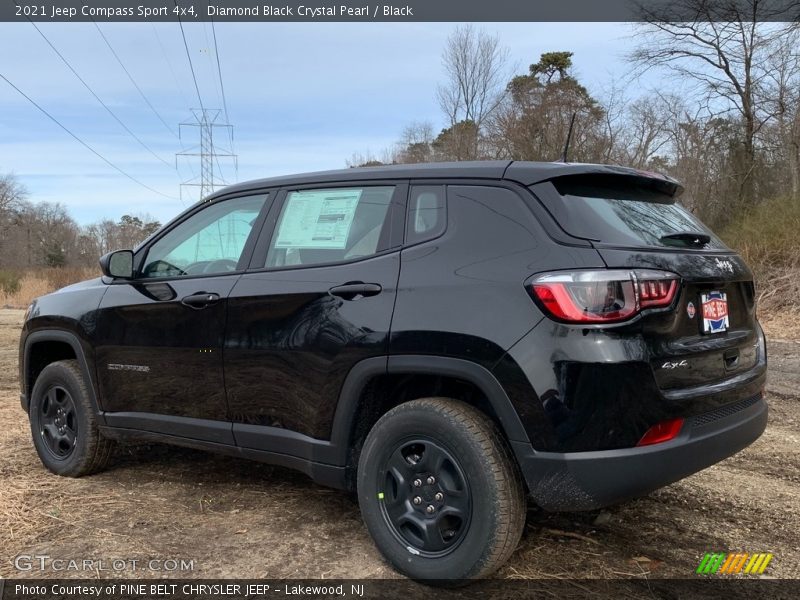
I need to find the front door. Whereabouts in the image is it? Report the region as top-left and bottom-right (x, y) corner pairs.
(95, 193), (270, 443)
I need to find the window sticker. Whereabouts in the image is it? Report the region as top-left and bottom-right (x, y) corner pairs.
(274, 188), (362, 249)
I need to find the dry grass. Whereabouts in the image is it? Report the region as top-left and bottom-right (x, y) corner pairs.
(0, 268), (97, 308)
(1, 308), (800, 579)
(722, 196), (800, 312)
(759, 310), (800, 341)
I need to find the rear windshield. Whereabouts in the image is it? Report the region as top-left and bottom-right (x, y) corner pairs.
(540, 176), (727, 250)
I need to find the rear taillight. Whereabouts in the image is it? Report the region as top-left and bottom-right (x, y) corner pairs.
(530, 269), (679, 324)
(637, 417), (684, 446)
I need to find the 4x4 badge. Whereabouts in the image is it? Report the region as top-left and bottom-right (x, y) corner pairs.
(687, 302), (696, 319)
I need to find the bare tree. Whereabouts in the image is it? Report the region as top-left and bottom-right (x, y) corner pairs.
(437, 25), (509, 159)
(0, 173), (25, 213)
(614, 94), (676, 169)
(486, 51), (609, 163)
(629, 0), (800, 205)
(761, 25), (800, 197)
(0, 173), (27, 261)
(395, 122), (436, 163)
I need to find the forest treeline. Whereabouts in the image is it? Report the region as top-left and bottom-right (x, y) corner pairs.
(347, 8), (800, 310)
(351, 17), (800, 232)
(0, 176), (160, 270)
(1, 2), (798, 309)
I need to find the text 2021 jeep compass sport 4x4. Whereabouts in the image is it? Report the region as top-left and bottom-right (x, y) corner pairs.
(19, 161), (767, 581)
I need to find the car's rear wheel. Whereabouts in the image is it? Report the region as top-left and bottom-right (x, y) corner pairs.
(357, 397), (526, 583)
(29, 360), (114, 477)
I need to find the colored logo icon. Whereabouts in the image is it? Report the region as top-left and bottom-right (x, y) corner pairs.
(696, 552), (773, 575)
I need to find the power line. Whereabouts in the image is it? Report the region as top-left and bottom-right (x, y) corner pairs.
(0, 72), (179, 200)
(152, 23), (199, 186)
(201, 21), (220, 104)
(24, 18), (175, 169)
(175, 0), (206, 113)
(89, 17), (179, 139)
(213, 153), (228, 185)
(209, 7), (236, 172)
(200, 19), (226, 183)
(152, 23), (191, 109)
(208, 14), (230, 126)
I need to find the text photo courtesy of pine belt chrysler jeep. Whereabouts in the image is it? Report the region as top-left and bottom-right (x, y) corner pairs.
(19, 161), (767, 582)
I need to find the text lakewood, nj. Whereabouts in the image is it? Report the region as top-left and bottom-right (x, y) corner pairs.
(208, 4), (414, 18)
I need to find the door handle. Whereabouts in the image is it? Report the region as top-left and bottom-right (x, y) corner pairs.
(328, 282), (382, 300)
(181, 292), (221, 309)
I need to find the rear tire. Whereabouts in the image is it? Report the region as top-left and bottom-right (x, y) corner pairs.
(29, 360), (115, 477)
(357, 397), (526, 583)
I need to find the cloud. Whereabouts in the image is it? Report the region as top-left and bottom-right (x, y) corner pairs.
(0, 21), (633, 224)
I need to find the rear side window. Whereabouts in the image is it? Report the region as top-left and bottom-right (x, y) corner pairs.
(406, 186), (446, 245)
(265, 186), (395, 268)
(540, 175), (727, 250)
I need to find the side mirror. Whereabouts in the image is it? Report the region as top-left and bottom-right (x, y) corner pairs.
(99, 250), (134, 279)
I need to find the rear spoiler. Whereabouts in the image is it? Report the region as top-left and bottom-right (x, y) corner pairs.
(550, 173), (684, 201)
(504, 162), (684, 198)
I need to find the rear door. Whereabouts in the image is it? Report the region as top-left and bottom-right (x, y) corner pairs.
(224, 182), (406, 449)
(530, 174), (761, 395)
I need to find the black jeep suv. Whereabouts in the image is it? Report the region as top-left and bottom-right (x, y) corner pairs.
(19, 161), (767, 581)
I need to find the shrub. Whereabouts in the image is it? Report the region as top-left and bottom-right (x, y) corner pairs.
(0, 267), (98, 308)
(721, 196), (800, 311)
(0, 270), (21, 297)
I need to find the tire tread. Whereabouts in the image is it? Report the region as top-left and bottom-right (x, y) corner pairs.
(358, 396), (526, 581)
(30, 359), (114, 477)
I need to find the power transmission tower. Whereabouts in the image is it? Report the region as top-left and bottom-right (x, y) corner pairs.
(176, 108), (237, 203)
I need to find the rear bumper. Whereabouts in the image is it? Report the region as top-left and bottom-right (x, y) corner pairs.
(512, 394), (767, 511)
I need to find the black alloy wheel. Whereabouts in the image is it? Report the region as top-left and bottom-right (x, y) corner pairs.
(36, 385), (78, 459)
(380, 438), (472, 556)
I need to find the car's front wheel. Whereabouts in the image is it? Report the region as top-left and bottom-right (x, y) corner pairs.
(29, 359), (115, 477)
(357, 397), (526, 583)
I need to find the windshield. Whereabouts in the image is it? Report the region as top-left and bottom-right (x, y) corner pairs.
(539, 175), (727, 250)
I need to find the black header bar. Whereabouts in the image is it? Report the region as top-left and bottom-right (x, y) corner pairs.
(2, 579), (800, 600)
(3, 0), (800, 22)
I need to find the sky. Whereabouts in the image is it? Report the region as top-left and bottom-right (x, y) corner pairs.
(0, 22), (651, 225)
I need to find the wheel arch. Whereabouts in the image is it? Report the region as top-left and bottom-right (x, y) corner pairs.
(330, 355), (532, 470)
(23, 330), (104, 423)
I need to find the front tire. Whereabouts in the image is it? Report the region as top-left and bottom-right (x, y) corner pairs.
(29, 359), (114, 477)
(357, 397), (526, 583)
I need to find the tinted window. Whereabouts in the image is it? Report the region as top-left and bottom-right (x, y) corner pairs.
(142, 194), (267, 278)
(543, 176), (726, 250)
(406, 185), (446, 245)
(265, 186), (394, 268)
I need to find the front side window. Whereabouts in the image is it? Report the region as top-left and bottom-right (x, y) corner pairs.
(141, 194), (268, 278)
(265, 186), (395, 268)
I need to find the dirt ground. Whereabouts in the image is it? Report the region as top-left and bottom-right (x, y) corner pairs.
(0, 308), (798, 580)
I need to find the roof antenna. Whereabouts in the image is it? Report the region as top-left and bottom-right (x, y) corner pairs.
(560, 112), (577, 162)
